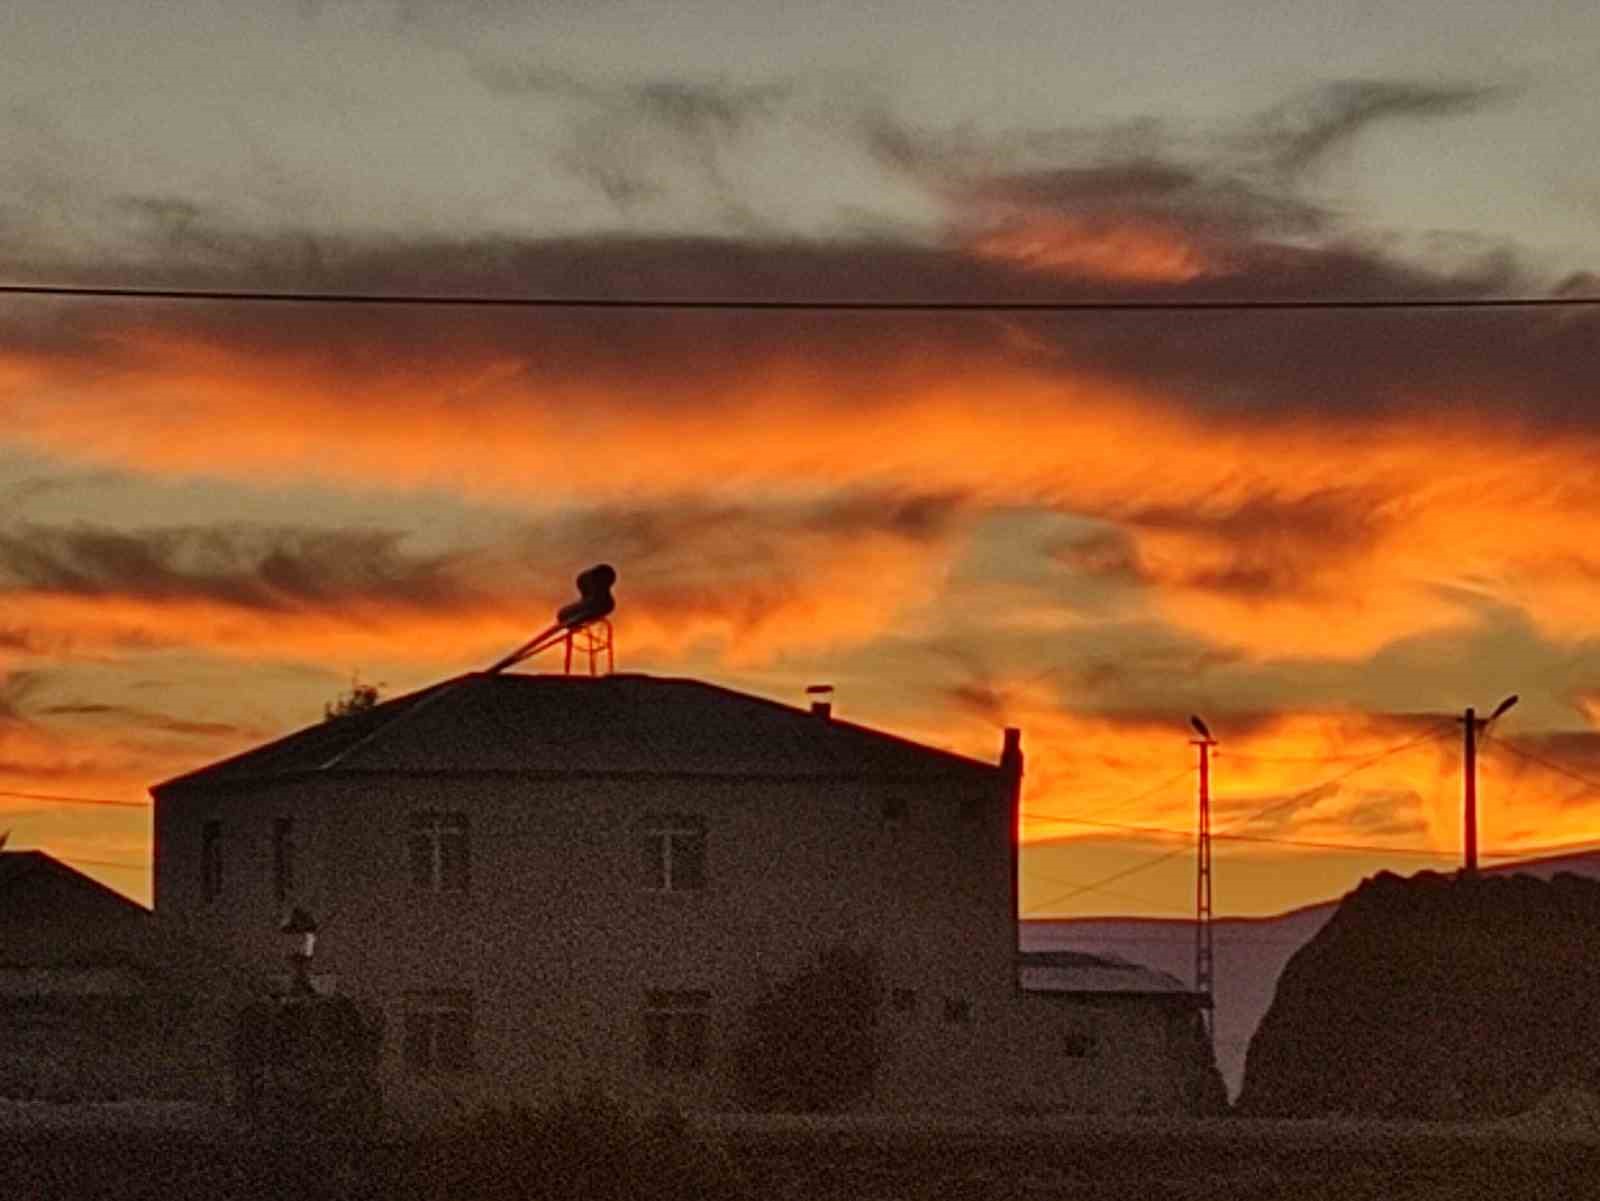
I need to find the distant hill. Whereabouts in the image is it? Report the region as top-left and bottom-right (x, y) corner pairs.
(1239, 868), (1600, 1117)
(1021, 848), (1600, 1100)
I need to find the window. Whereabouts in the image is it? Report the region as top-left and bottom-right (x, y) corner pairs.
(942, 997), (974, 1025)
(273, 817), (295, 903)
(890, 988), (917, 1014)
(403, 990), (474, 1072)
(639, 814), (705, 892)
(1064, 1026), (1100, 1059)
(408, 811), (469, 893)
(881, 796), (907, 828)
(201, 820), (223, 901)
(643, 989), (710, 1071)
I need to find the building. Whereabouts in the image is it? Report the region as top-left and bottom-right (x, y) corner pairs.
(0, 850), (250, 1103)
(153, 670), (1207, 1118)
(1017, 950), (1222, 1113)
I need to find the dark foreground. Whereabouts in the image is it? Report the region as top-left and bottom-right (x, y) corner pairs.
(4, 1115), (1599, 1201)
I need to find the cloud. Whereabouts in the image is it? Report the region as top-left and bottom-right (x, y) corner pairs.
(0, 523), (479, 611)
(469, 61), (796, 222)
(33, 702), (253, 739)
(1248, 80), (1508, 177)
(0, 491), (975, 669)
(2, 71), (1597, 670)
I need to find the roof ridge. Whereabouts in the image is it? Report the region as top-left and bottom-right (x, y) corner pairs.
(157, 670), (1002, 789)
(317, 674), (476, 770)
(662, 675), (1001, 773)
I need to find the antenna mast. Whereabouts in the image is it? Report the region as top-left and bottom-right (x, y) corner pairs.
(1190, 715), (1217, 1043)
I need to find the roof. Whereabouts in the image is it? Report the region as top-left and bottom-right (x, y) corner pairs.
(1018, 950), (1198, 1000)
(0, 851), (149, 919)
(155, 672), (1002, 792)
(0, 852), (262, 992)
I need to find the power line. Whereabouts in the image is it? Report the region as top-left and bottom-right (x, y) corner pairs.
(1023, 810), (1466, 859)
(1020, 722), (1457, 915)
(1488, 737), (1600, 799)
(1020, 766), (1195, 828)
(0, 788), (148, 809)
(3, 283), (1600, 311)
(1022, 863), (1193, 916)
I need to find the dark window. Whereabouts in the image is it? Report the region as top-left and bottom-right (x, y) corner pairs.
(403, 990), (474, 1072)
(942, 997), (973, 1025)
(201, 820), (223, 901)
(882, 796), (907, 826)
(958, 797), (981, 823)
(890, 988), (917, 1013)
(643, 989), (710, 1071)
(639, 815), (706, 892)
(1064, 1027), (1099, 1059)
(273, 817), (295, 903)
(408, 812), (469, 893)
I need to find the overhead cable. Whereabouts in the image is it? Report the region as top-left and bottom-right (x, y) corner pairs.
(1021, 722), (1457, 915)
(0, 788), (148, 808)
(2, 283), (1599, 311)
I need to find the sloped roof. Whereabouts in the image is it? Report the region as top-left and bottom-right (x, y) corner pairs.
(154, 672), (1001, 792)
(1018, 949), (1197, 999)
(0, 850), (149, 919)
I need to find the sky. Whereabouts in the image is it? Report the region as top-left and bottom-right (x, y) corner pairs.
(3, 0), (1599, 918)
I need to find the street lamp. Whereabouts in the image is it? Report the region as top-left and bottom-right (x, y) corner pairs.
(1462, 695), (1518, 877)
(280, 907), (318, 994)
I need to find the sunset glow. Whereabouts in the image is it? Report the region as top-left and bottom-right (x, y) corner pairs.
(4, 0), (1599, 918)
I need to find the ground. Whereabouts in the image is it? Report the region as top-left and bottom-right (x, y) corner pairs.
(3, 1106), (1599, 1199)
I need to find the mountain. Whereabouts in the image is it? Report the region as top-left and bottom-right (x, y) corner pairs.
(1238, 868), (1600, 1117)
(1021, 848), (1600, 1100)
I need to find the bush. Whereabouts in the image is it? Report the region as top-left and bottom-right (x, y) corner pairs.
(405, 1090), (740, 1201)
(737, 943), (882, 1112)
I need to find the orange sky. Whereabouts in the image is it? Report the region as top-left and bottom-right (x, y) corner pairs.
(5, 288), (1600, 917)
(3, 62), (1599, 916)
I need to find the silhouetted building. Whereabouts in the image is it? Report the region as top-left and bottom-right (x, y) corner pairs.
(1018, 950), (1222, 1113)
(153, 672), (1204, 1119)
(0, 850), (250, 1102)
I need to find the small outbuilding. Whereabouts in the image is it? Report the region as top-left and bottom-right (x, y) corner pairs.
(0, 850), (254, 1104)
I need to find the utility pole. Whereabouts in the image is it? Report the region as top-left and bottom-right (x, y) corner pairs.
(1460, 695), (1518, 878)
(1189, 715), (1217, 1042)
(1462, 706), (1479, 877)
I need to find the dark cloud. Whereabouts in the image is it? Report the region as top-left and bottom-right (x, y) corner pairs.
(7, 215), (1589, 434)
(33, 701), (248, 739)
(1248, 80), (1507, 177)
(1124, 488), (1391, 600)
(0, 523), (479, 612)
(0, 670), (45, 725)
(529, 489), (973, 585)
(969, 162), (1327, 241)
(1051, 488), (1389, 603)
(470, 61), (792, 220)
(0, 69), (1593, 441)
(0, 492), (972, 663)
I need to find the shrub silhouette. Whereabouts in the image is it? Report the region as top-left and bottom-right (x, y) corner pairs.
(324, 678), (382, 720)
(408, 1090), (739, 1201)
(738, 943), (882, 1112)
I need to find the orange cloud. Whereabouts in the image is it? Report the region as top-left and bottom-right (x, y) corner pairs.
(7, 301), (1600, 675)
(964, 214), (1223, 283)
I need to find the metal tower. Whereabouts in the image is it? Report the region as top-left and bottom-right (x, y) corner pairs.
(1190, 715), (1216, 1042)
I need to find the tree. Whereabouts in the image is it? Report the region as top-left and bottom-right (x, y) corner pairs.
(324, 677), (382, 721)
(737, 943), (882, 1112)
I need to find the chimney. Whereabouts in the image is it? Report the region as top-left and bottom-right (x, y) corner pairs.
(806, 683), (833, 719)
(1001, 726), (1022, 775)
(1001, 726), (1024, 975)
